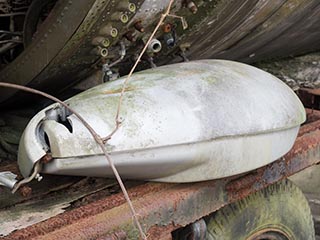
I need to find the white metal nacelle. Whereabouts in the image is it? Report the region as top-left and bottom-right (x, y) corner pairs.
(13, 60), (305, 185)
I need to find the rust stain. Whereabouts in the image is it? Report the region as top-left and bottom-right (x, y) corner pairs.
(4, 183), (171, 240)
(41, 154), (53, 164)
(96, 230), (127, 240)
(298, 120), (320, 137)
(225, 171), (259, 193)
(147, 224), (178, 240)
(18, 186), (33, 197)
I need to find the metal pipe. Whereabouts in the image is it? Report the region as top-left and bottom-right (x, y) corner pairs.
(99, 24), (118, 38)
(0, 42), (18, 55)
(147, 39), (162, 53)
(0, 39), (22, 44)
(0, 30), (22, 36)
(0, 12), (26, 17)
(107, 41), (126, 68)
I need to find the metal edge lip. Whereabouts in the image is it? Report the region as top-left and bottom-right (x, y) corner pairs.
(41, 126), (300, 182)
(46, 124), (304, 159)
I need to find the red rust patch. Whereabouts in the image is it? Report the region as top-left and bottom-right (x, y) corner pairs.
(147, 224), (178, 240)
(4, 183), (171, 240)
(18, 185), (32, 197)
(104, 86), (136, 95)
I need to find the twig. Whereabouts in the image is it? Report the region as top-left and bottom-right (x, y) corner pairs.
(0, 82), (146, 239)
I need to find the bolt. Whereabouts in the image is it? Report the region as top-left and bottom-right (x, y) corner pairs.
(186, 1), (198, 14)
(120, 14), (129, 23)
(164, 33), (175, 47)
(134, 21), (145, 32)
(110, 29), (118, 38)
(35, 173), (43, 182)
(91, 36), (110, 47)
(101, 38), (110, 48)
(147, 39), (162, 53)
(118, 1), (136, 12)
(124, 31), (135, 42)
(100, 48), (109, 57)
(128, 3), (136, 12)
(99, 24), (118, 38)
(112, 12), (129, 23)
(162, 23), (172, 33)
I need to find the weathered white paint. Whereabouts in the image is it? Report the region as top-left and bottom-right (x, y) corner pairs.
(18, 60), (306, 182)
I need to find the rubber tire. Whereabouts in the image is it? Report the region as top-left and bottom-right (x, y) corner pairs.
(206, 179), (315, 240)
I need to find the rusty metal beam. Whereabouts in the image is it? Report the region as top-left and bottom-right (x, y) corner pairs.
(5, 112), (320, 240)
(298, 88), (320, 110)
(298, 109), (320, 136)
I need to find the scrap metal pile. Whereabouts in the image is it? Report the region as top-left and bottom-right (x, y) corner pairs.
(0, 0), (320, 105)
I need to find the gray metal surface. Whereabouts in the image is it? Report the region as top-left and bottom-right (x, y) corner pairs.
(18, 60), (306, 182)
(0, 172), (17, 189)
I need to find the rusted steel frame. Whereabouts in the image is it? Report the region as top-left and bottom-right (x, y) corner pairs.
(297, 109), (320, 136)
(299, 119), (320, 137)
(306, 108), (320, 122)
(298, 88), (320, 110)
(6, 119), (320, 240)
(306, 108), (320, 118)
(300, 88), (320, 96)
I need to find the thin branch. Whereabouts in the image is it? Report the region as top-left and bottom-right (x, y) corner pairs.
(0, 82), (146, 239)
